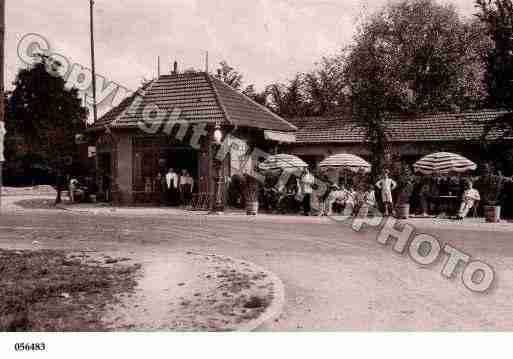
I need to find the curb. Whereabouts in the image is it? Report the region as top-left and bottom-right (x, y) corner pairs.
(227, 257), (285, 332)
(181, 252), (285, 332)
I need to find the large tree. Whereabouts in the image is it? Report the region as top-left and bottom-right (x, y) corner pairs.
(477, 0), (513, 109)
(344, 0), (488, 177)
(347, 0), (487, 115)
(6, 55), (87, 201)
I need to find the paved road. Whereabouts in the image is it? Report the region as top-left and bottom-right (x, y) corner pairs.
(1, 196), (513, 330)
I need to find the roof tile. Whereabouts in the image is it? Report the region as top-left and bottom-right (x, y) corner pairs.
(92, 72), (295, 132)
(288, 111), (511, 144)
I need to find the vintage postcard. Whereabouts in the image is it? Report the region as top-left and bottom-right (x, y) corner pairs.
(0, 0), (511, 357)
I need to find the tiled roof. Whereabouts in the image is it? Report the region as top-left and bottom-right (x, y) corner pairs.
(93, 81), (155, 129)
(288, 111), (512, 144)
(92, 72), (295, 132)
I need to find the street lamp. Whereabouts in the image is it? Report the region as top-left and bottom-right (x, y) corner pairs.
(213, 123), (223, 145)
(211, 122), (224, 214)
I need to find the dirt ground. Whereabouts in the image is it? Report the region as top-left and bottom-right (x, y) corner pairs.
(3, 193), (513, 330)
(0, 194), (282, 331)
(0, 249), (140, 331)
(102, 252), (278, 331)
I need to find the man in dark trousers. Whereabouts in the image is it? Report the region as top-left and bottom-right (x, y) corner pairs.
(165, 168), (178, 206)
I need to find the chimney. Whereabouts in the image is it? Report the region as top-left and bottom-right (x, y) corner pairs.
(172, 61), (178, 74)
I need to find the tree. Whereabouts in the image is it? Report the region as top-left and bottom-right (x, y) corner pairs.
(6, 54), (87, 202)
(344, 0), (488, 179)
(266, 74), (308, 118)
(242, 84), (268, 106)
(217, 60), (243, 90)
(303, 56), (348, 116)
(476, 0), (513, 109)
(476, 1), (513, 165)
(348, 0), (487, 115)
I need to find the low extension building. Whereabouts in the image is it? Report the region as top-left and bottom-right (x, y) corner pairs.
(285, 110), (512, 168)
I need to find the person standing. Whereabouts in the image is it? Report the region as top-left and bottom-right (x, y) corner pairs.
(165, 168), (178, 206)
(102, 174), (111, 202)
(179, 169), (193, 206)
(375, 170), (397, 216)
(300, 167), (315, 216)
(68, 177), (79, 204)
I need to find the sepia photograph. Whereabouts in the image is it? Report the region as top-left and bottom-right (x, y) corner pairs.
(0, 0), (512, 357)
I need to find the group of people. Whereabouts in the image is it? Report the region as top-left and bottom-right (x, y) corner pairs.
(157, 168), (195, 206)
(259, 166), (486, 220)
(259, 168), (378, 217)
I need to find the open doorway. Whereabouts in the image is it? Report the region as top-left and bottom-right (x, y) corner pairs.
(160, 147), (199, 180)
(97, 152), (112, 201)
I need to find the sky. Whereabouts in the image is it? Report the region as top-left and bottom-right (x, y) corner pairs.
(6, 0), (476, 95)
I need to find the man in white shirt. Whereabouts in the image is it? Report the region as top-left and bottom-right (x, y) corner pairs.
(300, 168), (315, 215)
(165, 168), (179, 206)
(376, 170), (397, 216)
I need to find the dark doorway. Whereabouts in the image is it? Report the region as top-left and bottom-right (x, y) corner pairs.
(97, 152), (112, 201)
(160, 146), (199, 180)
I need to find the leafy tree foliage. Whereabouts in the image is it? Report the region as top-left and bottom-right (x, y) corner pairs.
(217, 60), (243, 90)
(266, 75), (308, 118)
(303, 57), (348, 116)
(5, 55), (87, 193)
(344, 0), (488, 178)
(477, 0), (513, 109)
(347, 0), (486, 115)
(241, 84), (268, 106)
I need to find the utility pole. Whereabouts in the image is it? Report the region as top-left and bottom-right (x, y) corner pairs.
(0, 0), (5, 212)
(89, 0), (98, 124)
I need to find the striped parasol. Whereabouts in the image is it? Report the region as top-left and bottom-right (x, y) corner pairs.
(413, 152), (477, 175)
(258, 154), (308, 173)
(319, 153), (371, 173)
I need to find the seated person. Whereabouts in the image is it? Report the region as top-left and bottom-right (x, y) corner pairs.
(318, 181), (332, 216)
(354, 184), (376, 216)
(345, 186), (357, 216)
(456, 181), (480, 220)
(261, 184), (279, 212)
(277, 180), (299, 214)
(326, 184), (353, 216)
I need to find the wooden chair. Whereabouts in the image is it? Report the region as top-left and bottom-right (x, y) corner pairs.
(472, 200), (480, 218)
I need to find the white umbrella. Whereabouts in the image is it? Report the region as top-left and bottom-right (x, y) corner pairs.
(319, 153), (371, 173)
(413, 152), (477, 175)
(258, 154), (308, 173)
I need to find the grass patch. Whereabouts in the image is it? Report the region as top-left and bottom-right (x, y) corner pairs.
(0, 249), (139, 331)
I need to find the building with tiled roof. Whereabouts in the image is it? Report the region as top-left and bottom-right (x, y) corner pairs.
(285, 110), (512, 166)
(90, 71), (296, 206)
(91, 72), (296, 132)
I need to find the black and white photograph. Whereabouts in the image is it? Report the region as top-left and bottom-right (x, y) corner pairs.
(1, 0), (512, 357)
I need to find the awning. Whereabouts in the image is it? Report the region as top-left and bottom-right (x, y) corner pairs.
(264, 130), (296, 143)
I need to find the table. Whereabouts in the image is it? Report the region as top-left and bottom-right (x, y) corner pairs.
(438, 195), (459, 217)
